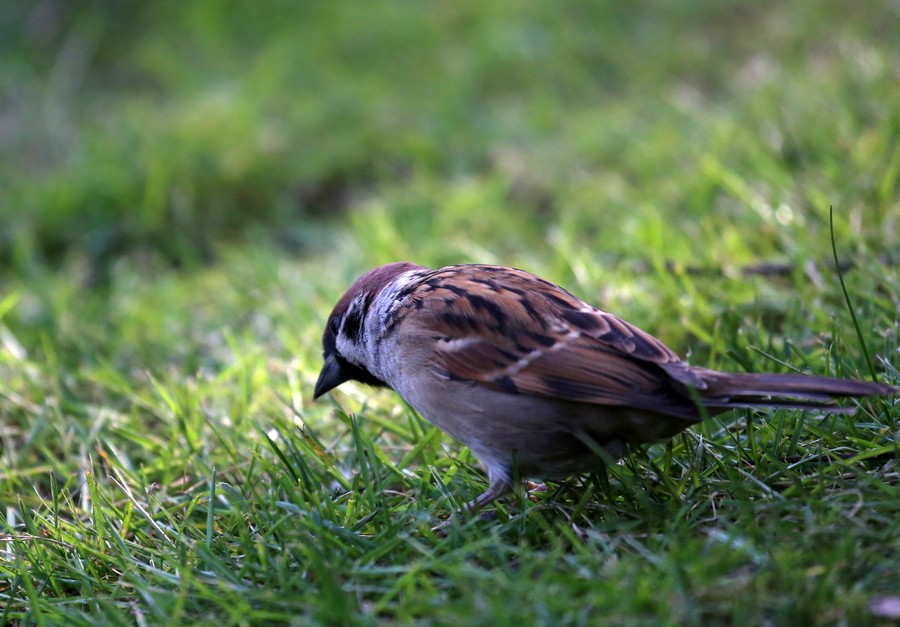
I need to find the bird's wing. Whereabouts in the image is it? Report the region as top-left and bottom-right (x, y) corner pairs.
(397, 265), (703, 418)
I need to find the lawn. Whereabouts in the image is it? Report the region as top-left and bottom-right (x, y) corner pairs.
(1, 1), (899, 624)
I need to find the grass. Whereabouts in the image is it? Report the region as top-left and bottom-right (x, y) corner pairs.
(1, 0), (899, 624)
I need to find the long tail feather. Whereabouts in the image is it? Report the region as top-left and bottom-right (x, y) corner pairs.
(691, 368), (896, 411)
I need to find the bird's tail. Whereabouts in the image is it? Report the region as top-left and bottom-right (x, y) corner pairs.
(691, 368), (896, 413)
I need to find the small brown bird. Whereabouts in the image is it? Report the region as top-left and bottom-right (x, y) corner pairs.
(314, 262), (895, 510)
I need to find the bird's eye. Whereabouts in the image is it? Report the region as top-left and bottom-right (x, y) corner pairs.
(329, 317), (341, 335)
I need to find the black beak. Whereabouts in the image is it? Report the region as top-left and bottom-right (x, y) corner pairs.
(313, 354), (352, 399)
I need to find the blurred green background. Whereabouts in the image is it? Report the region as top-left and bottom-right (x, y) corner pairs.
(1, 1), (898, 623)
(3, 0), (897, 274)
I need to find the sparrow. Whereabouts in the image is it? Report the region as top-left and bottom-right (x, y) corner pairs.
(314, 262), (896, 511)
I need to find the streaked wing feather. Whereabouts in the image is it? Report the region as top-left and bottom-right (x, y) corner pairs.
(403, 265), (701, 416)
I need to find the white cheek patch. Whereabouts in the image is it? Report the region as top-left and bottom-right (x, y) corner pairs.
(335, 333), (354, 357)
(335, 298), (369, 364)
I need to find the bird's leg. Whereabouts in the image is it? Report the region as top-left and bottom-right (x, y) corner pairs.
(465, 464), (515, 512)
(431, 471), (512, 532)
(465, 477), (513, 513)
